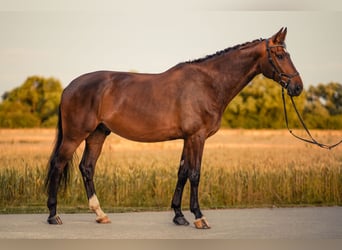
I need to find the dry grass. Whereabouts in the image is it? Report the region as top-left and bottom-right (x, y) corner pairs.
(0, 129), (341, 213)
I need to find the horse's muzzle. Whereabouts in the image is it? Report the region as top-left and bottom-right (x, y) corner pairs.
(285, 74), (303, 97)
(287, 83), (303, 96)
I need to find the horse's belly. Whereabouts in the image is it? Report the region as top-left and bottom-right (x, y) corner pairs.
(103, 117), (182, 143)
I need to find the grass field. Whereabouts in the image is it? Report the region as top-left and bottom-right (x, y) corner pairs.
(0, 129), (341, 213)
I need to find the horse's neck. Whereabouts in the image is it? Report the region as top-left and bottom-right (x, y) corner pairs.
(202, 43), (263, 107)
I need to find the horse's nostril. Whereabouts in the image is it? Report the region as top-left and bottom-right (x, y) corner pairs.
(296, 85), (302, 93)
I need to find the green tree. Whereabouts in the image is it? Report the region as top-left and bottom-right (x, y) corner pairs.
(222, 75), (306, 129)
(0, 76), (62, 128)
(304, 82), (342, 129)
(306, 82), (342, 115)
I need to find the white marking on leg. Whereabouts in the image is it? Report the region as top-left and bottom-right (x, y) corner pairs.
(89, 194), (107, 220)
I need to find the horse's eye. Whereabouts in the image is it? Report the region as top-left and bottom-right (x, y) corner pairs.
(276, 54), (284, 60)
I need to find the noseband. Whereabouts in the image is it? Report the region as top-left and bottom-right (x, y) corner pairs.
(266, 39), (299, 89)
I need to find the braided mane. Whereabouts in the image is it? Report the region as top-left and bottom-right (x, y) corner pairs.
(185, 39), (264, 64)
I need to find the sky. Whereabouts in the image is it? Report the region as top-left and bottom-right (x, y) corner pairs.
(0, 0), (341, 96)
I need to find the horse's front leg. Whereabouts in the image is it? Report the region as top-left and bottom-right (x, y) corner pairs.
(183, 134), (211, 229)
(171, 149), (190, 226)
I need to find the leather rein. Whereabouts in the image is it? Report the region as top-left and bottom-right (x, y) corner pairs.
(266, 39), (342, 150)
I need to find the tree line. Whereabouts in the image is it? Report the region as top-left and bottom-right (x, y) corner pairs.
(0, 76), (62, 127)
(222, 75), (342, 129)
(0, 75), (341, 129)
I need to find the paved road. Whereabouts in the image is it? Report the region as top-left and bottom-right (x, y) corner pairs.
(0, 207), (341, 239)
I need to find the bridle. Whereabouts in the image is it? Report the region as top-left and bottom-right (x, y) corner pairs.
(265, 39), (299, 89)
(266, 39), (342, 150)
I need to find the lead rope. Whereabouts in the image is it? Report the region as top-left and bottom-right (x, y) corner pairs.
(282, 88), (342, 150)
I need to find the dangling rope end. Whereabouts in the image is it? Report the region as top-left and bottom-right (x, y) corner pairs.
(282, 89), (342, 150)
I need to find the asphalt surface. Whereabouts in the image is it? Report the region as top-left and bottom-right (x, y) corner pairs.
(0, 207), (341, 239)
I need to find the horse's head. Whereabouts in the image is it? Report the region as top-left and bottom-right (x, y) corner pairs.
(260, 27), (303, 96)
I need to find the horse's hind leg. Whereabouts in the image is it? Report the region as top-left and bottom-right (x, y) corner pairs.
(79, 124), (111, 223)
(47, 138), (83, 224)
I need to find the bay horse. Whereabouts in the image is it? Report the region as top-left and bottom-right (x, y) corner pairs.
(45, 28), (303, 228)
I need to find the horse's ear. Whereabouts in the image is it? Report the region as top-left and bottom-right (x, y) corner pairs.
(272, 27), (287, 44)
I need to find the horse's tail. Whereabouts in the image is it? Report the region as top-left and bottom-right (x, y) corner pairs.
(45, 106), (73, 193)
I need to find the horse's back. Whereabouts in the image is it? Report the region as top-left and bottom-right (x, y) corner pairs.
(63, 71), (114, 97)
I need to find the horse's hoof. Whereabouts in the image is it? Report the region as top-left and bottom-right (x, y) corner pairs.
(173, 215), (190, 226)
(194, 217), (211, 229)
(96, 215), (111, 224)
(47, 215), (63, 225)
